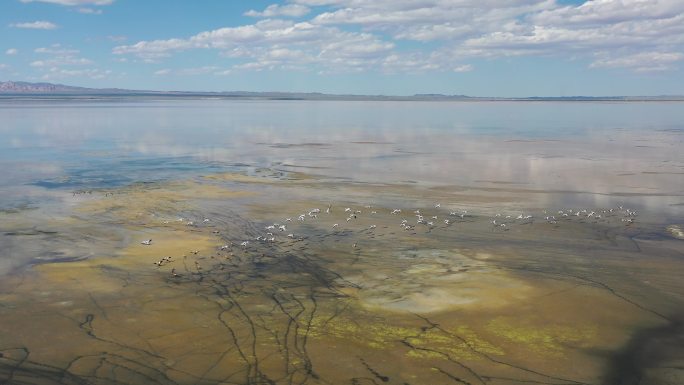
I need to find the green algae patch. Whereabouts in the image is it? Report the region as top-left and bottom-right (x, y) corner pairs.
(403, 325), (504, 361)
(486, 316), (598, 356)
(307, 309), (502, 363)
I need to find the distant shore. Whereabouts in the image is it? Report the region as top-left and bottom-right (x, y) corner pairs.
(2, 92), (684, 102)
(1, 81), (683, 102)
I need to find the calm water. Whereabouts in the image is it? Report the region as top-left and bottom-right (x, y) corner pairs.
(2, 100), (683, 215)
(0, 99), (683, 385)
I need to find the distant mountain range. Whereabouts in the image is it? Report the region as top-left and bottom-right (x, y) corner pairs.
(1, 81), (683, 101)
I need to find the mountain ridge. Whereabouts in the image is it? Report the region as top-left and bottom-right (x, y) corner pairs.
(1, 81), (683, 101)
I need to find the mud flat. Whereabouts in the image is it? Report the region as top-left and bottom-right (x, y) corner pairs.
(1, 171), (682, 385)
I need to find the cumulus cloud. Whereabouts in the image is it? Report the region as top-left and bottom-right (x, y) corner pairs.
(107, 35), (127, 42)
(10, 21), (58, 29)
(20, 0), (113, 5)
(41, 67), (112, 80)
(114, 19), (394, 72)
(5, 48), (18, 55)
(590, 51), (684, 71)
(35, 44), (79, 55)
(113, 0), (684, 74)
(532, 0), (684, 26)
(453, 64), (473, 72)
(77, 7), (103, 14)
(245, 4), (310, 18)
(30, 57), (93, 67)
(153, 66), (231, 76)
(31, 44), (94, 70)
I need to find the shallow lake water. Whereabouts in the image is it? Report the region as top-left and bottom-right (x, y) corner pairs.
(0, 100), (683, 385)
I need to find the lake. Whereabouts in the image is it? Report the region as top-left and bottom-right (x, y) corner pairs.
(0, 99), (683, 385)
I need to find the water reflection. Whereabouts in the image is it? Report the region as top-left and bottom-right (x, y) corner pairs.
(0, 100), (683, 385)
(2, 101), (683, 214)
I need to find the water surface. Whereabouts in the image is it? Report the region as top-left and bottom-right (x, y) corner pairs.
(0, 100), (683, 385)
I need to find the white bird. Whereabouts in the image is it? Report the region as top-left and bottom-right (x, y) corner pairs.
(345, 208), (352, 212)
(369, 225), (376, 229)
(141, 239), (152, 245)
(333, 223), (339, 228)
(391, 209), (401, 214)
(278, 225), (287, 231)
(240, 241), (249, 247)
(435, 203), (441, 208)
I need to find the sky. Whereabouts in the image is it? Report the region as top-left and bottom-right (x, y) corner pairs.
(1, 0), (683, 96)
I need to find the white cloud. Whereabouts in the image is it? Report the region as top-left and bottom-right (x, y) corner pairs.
(35, 44), (79, 55)
(20, 0), (113, 5)
(41, 67), (112, 80)
(114, 1), (684, 74)
(10, 21), (58, 29)
(178, 66), (221, 75)
(5, 48), (18, 55)
(0, 64), (9, 70)
(453, 64), (473, 72)
(114, 19), (394, 73)
(77, 7), (103, 14)
(590, 51), (684, 72)
(30, 57), (93, 67)
(32, 44), (94, 68)
(107, 35), (127, 42)
(153, 66), (231, 76)
(532, 0), (684, 26)
(245, 4), (310, 18)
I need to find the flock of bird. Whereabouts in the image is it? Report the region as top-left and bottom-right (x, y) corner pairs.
(143, 201), (640, 277)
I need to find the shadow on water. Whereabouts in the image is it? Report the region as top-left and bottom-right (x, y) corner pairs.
(602, 318), (684, 385)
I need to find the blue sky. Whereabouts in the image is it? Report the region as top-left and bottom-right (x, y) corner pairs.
(1, 0), (683, 96)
